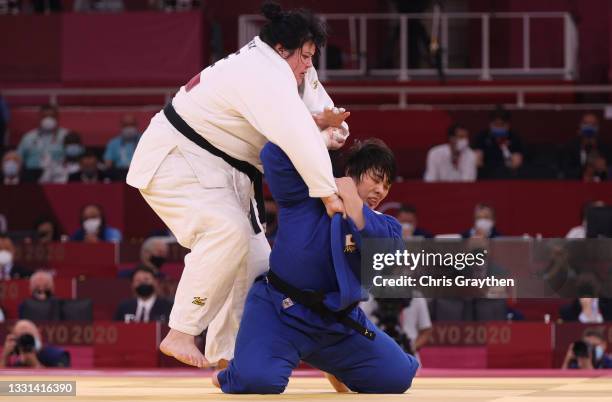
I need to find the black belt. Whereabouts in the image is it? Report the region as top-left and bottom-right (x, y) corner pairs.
(266, 271), (375, 341)
(163, 103), (265, 234)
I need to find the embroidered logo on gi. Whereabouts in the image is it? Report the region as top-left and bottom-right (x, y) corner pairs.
(192, 296), (207, 306)
(282, 298), (294, 309)
(312, 80), (319, 90)
(344, 234), (357, 253)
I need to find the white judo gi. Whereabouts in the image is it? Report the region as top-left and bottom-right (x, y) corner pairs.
(127, 36), (347, 364)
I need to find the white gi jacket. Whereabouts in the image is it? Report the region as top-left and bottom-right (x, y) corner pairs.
(127, 36), (337, 198)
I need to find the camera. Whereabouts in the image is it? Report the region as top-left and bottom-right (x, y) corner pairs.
(14, 334), (36, 354)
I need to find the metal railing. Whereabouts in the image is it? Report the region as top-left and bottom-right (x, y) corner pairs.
(3, 85), (609, 109)
(238, 12), (578, 81)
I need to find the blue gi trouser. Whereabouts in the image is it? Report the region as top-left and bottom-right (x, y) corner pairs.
(217, 280), (419, 394)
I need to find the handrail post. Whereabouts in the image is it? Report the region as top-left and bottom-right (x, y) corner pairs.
(523, 15), (530, 71)
(399, 14), (409, 81)
(481, 13), (491, 80)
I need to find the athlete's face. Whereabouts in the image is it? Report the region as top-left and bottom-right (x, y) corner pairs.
(355, 171), (390, 209)
(277, 41), (315, 86)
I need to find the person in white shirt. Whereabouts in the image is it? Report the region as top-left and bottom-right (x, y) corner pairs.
(127, 3), (347, 368)
(424, 124), (477, 182)
(566, 200), (605, 239)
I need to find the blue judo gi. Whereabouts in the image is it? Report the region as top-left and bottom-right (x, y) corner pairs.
(218, 143), (419, 394)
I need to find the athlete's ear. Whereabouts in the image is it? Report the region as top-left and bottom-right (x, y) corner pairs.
(274, 43), (289, 58)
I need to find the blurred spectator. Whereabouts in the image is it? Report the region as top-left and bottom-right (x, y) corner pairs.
(18, 270), (57, 319)
(582, 150), (609, 183)
(399, 293), (432, 363)
(562, 328), (612, 369)
(0, 233), (32, 280)
(70, 204), (122, 243)
(424, 124), (477, 182)
(473, 106), (524, 179)
(559, 273), (612, 323)
(68, 150), (112, 183)
(39, 132), (84, 184)
(33, 217), (62, 244)
(264, 198), (278, 245)
(32, 0), (62, 12)
(17, 104), (68, 171)
(562, 112), (611, 180)
(566, 200), (606, 239)
(104, 114), (141, 172)
(1, 150), (24, 185)
(461, 203), (501, 239)
(0, 319), (69, 368)
(0, 1), (20, 15)
(73, 0), (124, 12)
(397, 204), (433, 239)
(28, 270), (55, 302)
(114, 267), (172, 323)
(118, 237), (169, 278)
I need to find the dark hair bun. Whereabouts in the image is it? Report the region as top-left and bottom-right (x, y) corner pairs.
(261, 1), (283, 22)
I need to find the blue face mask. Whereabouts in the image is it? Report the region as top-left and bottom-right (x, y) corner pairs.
(65, 144), (84, 158)
(580, 125), (598, 138)
(491, 127), (509, 138)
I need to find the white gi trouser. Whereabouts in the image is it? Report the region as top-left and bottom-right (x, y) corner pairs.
(139, 138), (269, 364)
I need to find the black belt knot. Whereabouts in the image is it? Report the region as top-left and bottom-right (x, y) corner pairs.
(266, 270), (375, 341)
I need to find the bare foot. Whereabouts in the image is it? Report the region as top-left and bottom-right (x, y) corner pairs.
(325, 372), (350, 393)
(159, 328), (208, 368)
(216, 359), (229, 369)
(211, 370), (221, 389)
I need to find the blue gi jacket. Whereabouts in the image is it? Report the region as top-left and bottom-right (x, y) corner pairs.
(261, 143), (401, 332)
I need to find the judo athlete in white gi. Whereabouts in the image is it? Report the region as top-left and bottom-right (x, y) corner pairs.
(214, 139), (419, 394)
(126, 3), (348, 368)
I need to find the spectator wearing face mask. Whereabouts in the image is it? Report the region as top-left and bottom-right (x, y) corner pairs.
(582, 150), (609, 183)
(0, 319), (70, 368)
(559, 273), (612, 323)
(104, 114), (141, 173)
(0, 234), (32, 280)
(118, 236), (169, 278)
(16, 104), (69, 172)
(473, 106), (524, 179)
(39, 132), (85, 183)
(424, 124), (477, 182)
(566, 200), (606, 239)
(114, 267), (172, 323)
(70, 204), (122, 243)
(562, 328), (612, 369)
(68, 149), (113, 183)
(562, 112), (611, 180)
(18, 270), (57, 318)
(461, 203), (501, 239)
(396, 204), (433, 239)
(1, 150), (24, 185)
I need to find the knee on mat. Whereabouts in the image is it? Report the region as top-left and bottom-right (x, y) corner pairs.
(236, 369), (288, 394)
(354, 354), (419, 394)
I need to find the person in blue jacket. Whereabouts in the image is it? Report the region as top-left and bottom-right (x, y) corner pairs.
(214, 138), (419, 394)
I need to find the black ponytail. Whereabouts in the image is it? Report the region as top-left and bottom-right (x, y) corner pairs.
(259, 1), (327, 53)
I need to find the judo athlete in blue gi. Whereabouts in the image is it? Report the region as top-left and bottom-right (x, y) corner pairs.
(214, 138), (419, 394)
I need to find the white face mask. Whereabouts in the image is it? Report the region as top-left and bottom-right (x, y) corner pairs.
(0, 250), (13, 266)
(455, 138), (469, 151)
(83, 218), (102, 235)
(475, 218), (494, 234)
(595, 345), (605, 361)
(401, 223), (414, 238)
(40, 116), (58, 132)
(2, 160), (19, 177)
